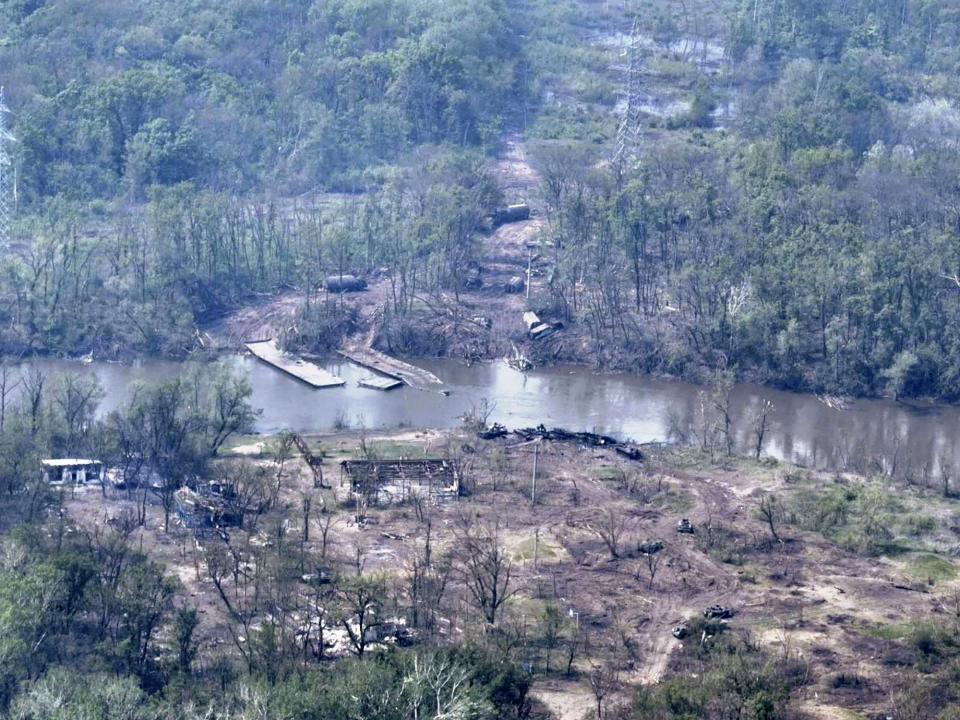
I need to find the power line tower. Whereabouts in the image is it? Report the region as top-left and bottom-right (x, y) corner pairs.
(0, 87), (13, 247)
(612, 15), (644, 174)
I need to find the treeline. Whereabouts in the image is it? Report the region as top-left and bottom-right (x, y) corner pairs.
(0, 150), (499, 357)
(524, 0), (960, 398)
(1, 0), (522, 201)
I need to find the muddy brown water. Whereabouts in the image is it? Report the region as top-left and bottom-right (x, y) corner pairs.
(16, 356), (960, 478)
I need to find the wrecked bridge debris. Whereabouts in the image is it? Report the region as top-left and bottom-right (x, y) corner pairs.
(476, 423), (644, 461)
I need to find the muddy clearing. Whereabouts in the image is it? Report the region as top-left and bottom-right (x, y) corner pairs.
(63, 431), (952, 718)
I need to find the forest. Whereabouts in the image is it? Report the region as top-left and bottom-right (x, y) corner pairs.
(2, 0), (960, 398)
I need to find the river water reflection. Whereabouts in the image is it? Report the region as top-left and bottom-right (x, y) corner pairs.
(19, 355), (960, 478)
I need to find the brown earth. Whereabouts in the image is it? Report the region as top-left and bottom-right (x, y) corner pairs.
(63, 432), (953, 719)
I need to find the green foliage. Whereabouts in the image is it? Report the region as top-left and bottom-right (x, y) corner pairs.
(631, 626), (797, 720)
(909, 553), (957, 582)
(9, 669), (153, 720)
(1, 0), (522, 203)
(787, 479), (914, 555)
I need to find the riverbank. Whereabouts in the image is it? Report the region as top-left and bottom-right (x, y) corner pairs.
(12, 352), (960, 485)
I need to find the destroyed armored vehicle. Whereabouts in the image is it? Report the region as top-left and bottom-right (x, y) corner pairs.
(676, 518), (694, 534)
(478, 423), (509, 440)
(703, 605), (734, 620)
(638, 539), (664, 555)
(671, 625), (689, 639)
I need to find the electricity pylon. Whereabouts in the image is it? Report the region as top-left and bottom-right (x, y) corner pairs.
(0, 87), (13, 247)
(612, 16), (644, 173)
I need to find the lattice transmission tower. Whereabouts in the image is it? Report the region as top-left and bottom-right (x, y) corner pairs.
(612, 15), (644, 173)
(0, 87), (13, 247)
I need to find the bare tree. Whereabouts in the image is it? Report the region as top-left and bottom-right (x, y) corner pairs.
(407, 521), (450, 632)
(590, 508), (629, 560)
(20, 366), (46, 435)
(408, 652), (479, 720)
(939, 450), (954, 497)
(757, 493), (783, 543)
(52, 372), (105, 452)
(318, 510), (337, 559)
(219, 462), (268, 532)
(336, 573), (386, 658)
(564, 627), (584, 676)
(711, 368), (735, 457)
(456, 516), (516, 625)
(752, 399), (774, 459)
(271, 431), (295, 505)
(0, 361), (20, 431)
(588, 663), (619, 720)
(640, 551), (662, 590)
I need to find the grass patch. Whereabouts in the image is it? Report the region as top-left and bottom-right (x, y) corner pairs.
(596, 467), (624, 480)
(506, 534), (562, 563)
(908, 553), (957, 582)
(750, 617), (780, 631)
(862, 621), (915, 641)
(663, 489), (696, 514)
(647, 57), (699, 81)
(365, 441), (425, 459)
(836, 710), (869, 720)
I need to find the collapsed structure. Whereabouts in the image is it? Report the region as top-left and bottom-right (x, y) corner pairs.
(41, 459), (103, 485)
(340, 458), (459, 508)
(522, 311), (562, 341)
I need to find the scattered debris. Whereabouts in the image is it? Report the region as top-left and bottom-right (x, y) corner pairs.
(471, 316), (493, 329)
(491, 425), (646, 464)
(358, 376), (404, 391)
(507, 343), (533, 371)
(615, 445), (644, 461)
(514, 425), (618, 447)
(175, 487), (241, 529)
(341, 459), (459, 506)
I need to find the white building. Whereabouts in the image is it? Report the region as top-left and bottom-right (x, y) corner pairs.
(41, 459), (103, 485)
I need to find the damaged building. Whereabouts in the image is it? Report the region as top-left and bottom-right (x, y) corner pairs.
(41, 458), (103, 486)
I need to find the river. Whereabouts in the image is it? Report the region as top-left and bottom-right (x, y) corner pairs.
(16, 355), (960, 480)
